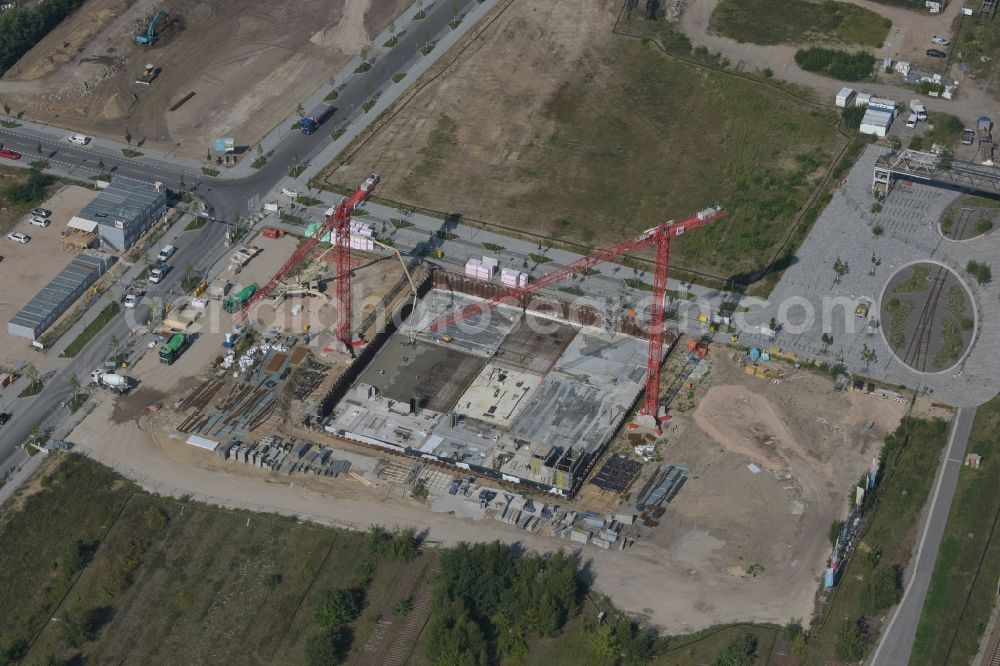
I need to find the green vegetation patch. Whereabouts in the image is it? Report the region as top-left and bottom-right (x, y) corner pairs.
(509, 44), (839, 279)
(803, 418), (951, 662)
(183, 218), (206, 231)
(710, 0), (891, 47)
(954, 13), (1000, 92)
(894, 264), (929, 293)
(794, 47), (876, 81)
(61, 302), (121, 358)
(932, 317), (964, 369)
(884, 297), (913, 348)
(923, 113), (965, 148)
(911, 397), (1000, 665)
(0, 455), (137, 645)
(425, 542), (582, 663)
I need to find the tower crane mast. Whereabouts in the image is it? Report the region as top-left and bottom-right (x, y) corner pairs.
(429, 204), (726, 420)
(235, 174), (380, 348)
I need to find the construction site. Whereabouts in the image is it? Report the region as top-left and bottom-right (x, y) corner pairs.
(0, 0), (408, 160)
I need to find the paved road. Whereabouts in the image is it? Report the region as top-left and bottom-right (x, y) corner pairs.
(871, 406), (976, 665)
(0, 0), (493, 481)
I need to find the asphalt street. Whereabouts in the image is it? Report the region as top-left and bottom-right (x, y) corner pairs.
(871, 406), (975, 665)
(0, 0), (485, 476)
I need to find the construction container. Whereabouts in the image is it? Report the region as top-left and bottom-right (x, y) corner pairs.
(464, 258), (482, 278)
(569, 527), (591, 544)
(262, 227), (284, 239)
(500, 267), (520, 287)
(349, 234), (375, 251)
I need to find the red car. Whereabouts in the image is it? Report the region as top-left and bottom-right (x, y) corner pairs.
(0, 147), (21, 160)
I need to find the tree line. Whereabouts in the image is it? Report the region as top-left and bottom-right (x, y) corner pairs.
(425, 542), (582, 665)
(0, 0), (89, 76)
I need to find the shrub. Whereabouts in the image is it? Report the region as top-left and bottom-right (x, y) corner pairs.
(314, 586), (366, 628)
(712, 633), (756, 666)
(836, 617), (867, 662)
(966, 260), (992, 285)
(794, 47), (875, 81)
(861, 564), (903, 615)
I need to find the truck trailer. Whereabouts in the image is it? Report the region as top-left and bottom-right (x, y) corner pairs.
(159, 332), (190, 365)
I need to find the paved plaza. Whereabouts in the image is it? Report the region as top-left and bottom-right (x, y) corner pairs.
(741, 146), (1000, 407)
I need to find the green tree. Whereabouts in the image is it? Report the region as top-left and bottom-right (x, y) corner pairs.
(60, 539), (87, 576)
(0, 638), (28, 665)
(24, 364), (39, 391)
(124, 128), (132, 147)
(821, 332), (833, 352)
(425, 602), (489, 666)
(315, 586), (366, 628)
(712, 633), (756, 666)
(304, 626), (346, 666)
(833, 256), (848, 283)
(860, 344), (877, 372)
(60, 607), (95, 648)
(295, 103), (305, 119)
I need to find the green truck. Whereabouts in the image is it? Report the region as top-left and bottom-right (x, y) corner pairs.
(223, 283), (258, 313)
(159, 332), (190, 365)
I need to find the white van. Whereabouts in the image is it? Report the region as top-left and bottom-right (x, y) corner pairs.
(905, 114), (918, 129)
(68, 134), (92, 145)
(156, 244), (176, 262)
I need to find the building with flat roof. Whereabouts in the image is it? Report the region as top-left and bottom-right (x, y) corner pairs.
(8, 250), (115, 340)
(69, 177), (166, 251)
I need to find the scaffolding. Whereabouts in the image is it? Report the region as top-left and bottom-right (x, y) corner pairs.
(873, 149), (1000, 196)
(60, 228), (96, 252)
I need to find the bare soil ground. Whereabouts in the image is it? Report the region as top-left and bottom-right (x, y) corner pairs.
(633, 350), (903, 628)
(0, 0), (408, 160)
(0, 184), (99, 368)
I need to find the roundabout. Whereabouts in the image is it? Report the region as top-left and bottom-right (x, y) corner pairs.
(880, 261), (975, 373)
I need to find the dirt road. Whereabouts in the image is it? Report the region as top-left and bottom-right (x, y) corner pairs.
(680, 0), (999, 118)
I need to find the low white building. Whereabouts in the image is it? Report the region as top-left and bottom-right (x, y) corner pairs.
(836, 87), (855, 108)
(860, 108), (894, 138)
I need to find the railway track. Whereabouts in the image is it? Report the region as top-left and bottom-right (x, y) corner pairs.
(902, 266), (947, 372)
(952, 207), (974, 239)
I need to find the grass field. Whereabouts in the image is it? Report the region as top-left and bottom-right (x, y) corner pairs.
(326, 1), (844, 288)
(0, 454), (438, 665)
(528, 48), (839, 278)
(910, 398), (1000, 665)
(710, 0), (891, 47)
(0, 165), (60, 235)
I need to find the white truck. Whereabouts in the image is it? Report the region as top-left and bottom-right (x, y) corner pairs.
(90, 369), (131, 394)
(910, 99), (928, 121)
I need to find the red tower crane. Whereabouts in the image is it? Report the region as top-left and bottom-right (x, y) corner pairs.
(234, 173), (380, 348)
(429, 204), (726, 421)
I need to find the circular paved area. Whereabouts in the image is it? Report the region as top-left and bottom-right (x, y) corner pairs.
(881, 262), (974, 373)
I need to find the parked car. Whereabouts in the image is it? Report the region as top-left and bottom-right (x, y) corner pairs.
(0, 413), (10, 426)
(156, 244), (176, 262)
(927, 49), (947, 58)
(30, 207), (52, 218)
(7, 232), (29, 244)
(68, 134), (92, 145)
(906, 114), (918, 129)
(0, 147), (21, 160)
(149, 266), (170, 283)
(931, 35), (950, 46)
(123, 293), (139, 308)
(28, 216), (50, 227)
